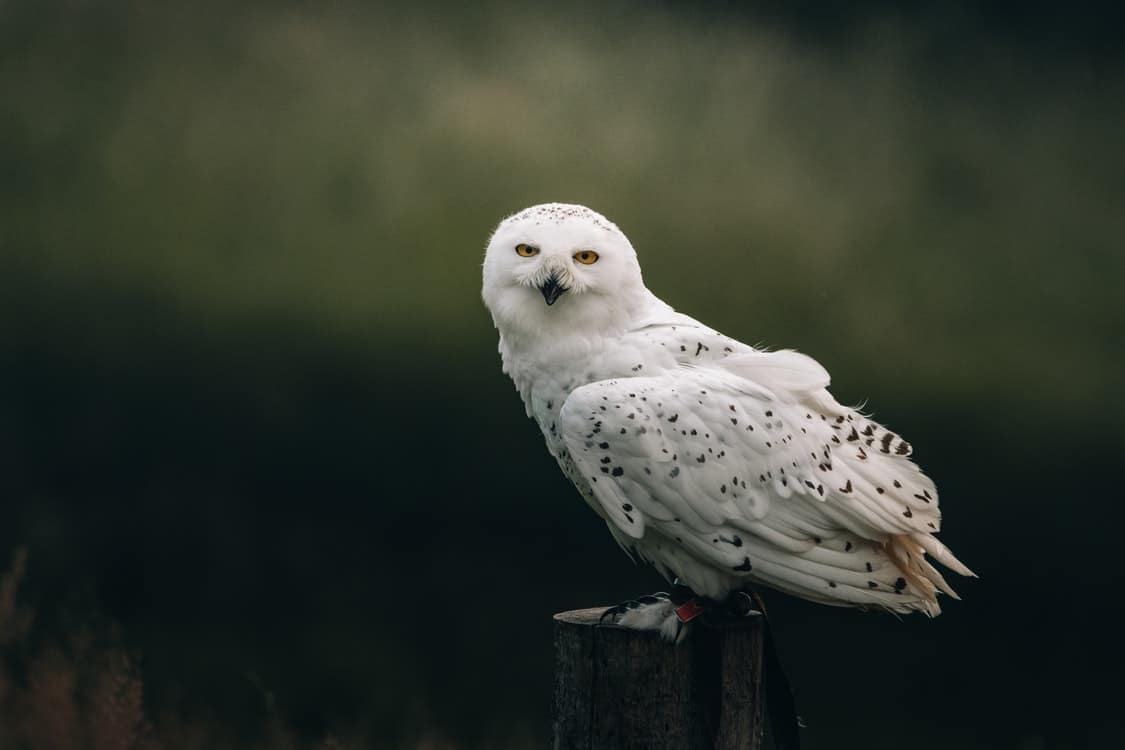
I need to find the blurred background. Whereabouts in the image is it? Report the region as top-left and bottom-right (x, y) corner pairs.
(2, 1), (1123, 748)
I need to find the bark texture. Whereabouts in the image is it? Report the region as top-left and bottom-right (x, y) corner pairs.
(552, 607), (764, 750)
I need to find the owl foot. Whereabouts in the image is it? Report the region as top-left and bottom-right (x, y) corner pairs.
(707, 590), (764, 623)
(599, 592), (691, 643)
(600, 587), (764, 643)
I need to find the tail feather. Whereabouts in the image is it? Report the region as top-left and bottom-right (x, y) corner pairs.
(914, 532), (977, 577)
(882, 532), (973, 609)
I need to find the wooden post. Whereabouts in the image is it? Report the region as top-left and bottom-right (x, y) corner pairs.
(552, 607), (765, 750)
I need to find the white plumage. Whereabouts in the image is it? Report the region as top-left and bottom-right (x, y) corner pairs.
(482, 203), (973, 630)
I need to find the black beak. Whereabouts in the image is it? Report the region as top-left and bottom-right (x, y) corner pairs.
(539, 274), (566, 306)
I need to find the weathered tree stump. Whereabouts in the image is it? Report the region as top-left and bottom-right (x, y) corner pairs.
(552, 607), (765, 750)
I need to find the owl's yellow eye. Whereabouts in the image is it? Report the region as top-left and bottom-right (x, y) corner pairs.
(573, 250), (599, 265)
(515, 243), (539, 257)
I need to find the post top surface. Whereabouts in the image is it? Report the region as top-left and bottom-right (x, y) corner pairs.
(553, 607), (613, 626)
(553, 607), (763, 631)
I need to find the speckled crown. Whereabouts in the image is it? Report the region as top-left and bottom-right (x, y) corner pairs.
(506, 203), (620, 233)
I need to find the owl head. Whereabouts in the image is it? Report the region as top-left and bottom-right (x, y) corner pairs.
(481, 203), (651, 341)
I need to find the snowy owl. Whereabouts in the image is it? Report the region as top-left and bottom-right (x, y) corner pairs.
(481, 203), (974, 641)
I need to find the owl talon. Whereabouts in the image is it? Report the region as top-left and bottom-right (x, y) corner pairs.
(599, 600), (636, 624)
(600, 592), (671, 623)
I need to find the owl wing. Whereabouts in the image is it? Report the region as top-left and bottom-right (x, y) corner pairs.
(558, 352), (973, 614)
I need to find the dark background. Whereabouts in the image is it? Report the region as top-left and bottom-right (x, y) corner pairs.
(2, 1), (1123, 747)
